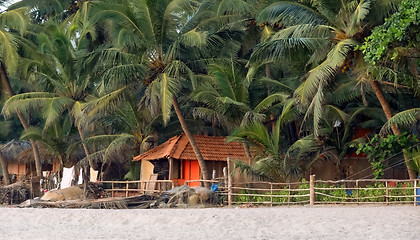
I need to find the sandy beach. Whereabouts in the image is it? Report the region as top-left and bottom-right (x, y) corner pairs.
(0, 205), (418, 240)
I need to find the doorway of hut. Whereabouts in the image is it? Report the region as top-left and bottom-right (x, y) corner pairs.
(176, 160), (200, 187)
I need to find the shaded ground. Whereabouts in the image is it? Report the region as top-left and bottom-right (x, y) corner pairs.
(0, 206), (418, 239)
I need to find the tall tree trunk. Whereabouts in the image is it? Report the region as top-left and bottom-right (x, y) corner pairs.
(77, 125), (91, 197)
(172, 97), (210, 187)
(370, 80), (417, 179)
(0, 62), (42, 177)
(0, 152), (10, 185)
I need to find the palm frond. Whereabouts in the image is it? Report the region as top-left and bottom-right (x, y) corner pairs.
(347, 0), (372, 36)
(159, 73), (179, 125)
(295, 38), (358, 106)
(2, 92), (58, 118)
(249, 24), (332, 64)
(257, 1), (327, 25)
(253, 92), (288, 113)
(380, 108), (420, 135)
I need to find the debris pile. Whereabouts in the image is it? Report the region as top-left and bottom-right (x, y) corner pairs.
(159, 185), (218, 208)
(17, 184), (220, 209)
(0, 181), (30, 205)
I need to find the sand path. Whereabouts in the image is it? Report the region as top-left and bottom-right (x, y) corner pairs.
(0, 206), (419, 239)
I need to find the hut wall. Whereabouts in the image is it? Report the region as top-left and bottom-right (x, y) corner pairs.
(140, 160), (154, 181)
(308, 160), (341, 181)
(7, 163), (27, 176)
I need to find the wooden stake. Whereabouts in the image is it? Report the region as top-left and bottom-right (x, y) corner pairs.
(414, 179), (417, 207)
(310, 175), (315, 205)
(270, 183), (273, 207)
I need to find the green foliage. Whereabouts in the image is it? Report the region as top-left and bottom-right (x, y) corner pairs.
(360, 0), (420, 65)
(353, 132), (419, 178)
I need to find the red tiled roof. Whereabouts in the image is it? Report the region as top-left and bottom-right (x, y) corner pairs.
(133, 134), (249, 162)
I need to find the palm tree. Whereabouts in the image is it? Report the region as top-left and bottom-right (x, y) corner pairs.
(0, 7), (44, 177)
(191, 61), (288, 132)
(77, 0), (250, 185)
(2, 20), (101, 185)
(227, 116), (331, 182)
(81, 100), (155, 180)
(248, 0), (419, 178)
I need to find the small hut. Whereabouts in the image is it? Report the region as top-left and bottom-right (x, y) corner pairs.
(15, 147), (62, 176)
(133, 134), (252, 186)
(0, 141), (32, 178)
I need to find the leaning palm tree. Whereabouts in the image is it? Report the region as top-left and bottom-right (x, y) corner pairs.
(0, 7), (43, 177)
(76, 0), (247, 184)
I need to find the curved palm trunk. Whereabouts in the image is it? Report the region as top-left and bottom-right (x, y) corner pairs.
(370, 80), (417, 179)
(0, 152), (10, 185)
(172, 97), (210, 187)
(0, 62), (43, 177)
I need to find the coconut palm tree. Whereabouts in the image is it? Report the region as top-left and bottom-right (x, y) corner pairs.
(75, 0), (251, 185)
(227, 116), (332, 182)
(248, 0), (420, 178)
(0, 7), (44, 177)
(2, 20), (102, 187)
(191, 61), (288, 133)
(81, 99), (155, 180)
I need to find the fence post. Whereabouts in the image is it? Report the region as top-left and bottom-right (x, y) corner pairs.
(270, 183), (273, 207)
(227, 157), (232, 206)
(126, 182), (129, 197)
(111, 182), (115, 198)
(414, 179), (417, 207)
(385, 181), (389, 205)
(310, 175), (315, 205)
(356, 180), (359, 204)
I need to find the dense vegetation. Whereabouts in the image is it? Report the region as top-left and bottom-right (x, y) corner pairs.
(0, 0), (419, 183)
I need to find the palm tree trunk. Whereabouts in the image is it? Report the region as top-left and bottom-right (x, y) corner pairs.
(0, 62), (43, 177)
(0, 152), (10, 185)
(172, 97), (210, 187)
(77, 125), (91, 196)
(370, 80), (417, 179)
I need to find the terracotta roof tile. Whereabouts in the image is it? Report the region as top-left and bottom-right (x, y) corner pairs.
(133, 135), (181, 161)
(133, 134), (248, 162)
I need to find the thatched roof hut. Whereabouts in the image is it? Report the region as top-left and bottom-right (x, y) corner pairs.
(16, 147), (80, 168)
(0, 141), (32, 161)
(16, 147), (57, 165)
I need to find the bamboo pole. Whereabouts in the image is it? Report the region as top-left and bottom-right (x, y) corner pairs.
(385, 181), (389, 205)
(310, 175), (315, 205)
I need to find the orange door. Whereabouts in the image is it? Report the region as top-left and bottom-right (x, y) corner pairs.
(181, 160), (200, 186)
(189, 160), (200, 186)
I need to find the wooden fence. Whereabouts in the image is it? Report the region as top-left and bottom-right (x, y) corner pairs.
(97, 175), (420, 206)
(217, 175), (420, 206)
(97, 180), (174, 197)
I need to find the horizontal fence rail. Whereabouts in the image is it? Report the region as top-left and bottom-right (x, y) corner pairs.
(97, 180), (175, 197)
(97, 176), (420, 206)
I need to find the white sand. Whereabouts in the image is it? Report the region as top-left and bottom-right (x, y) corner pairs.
(0, 206), (419, 240)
